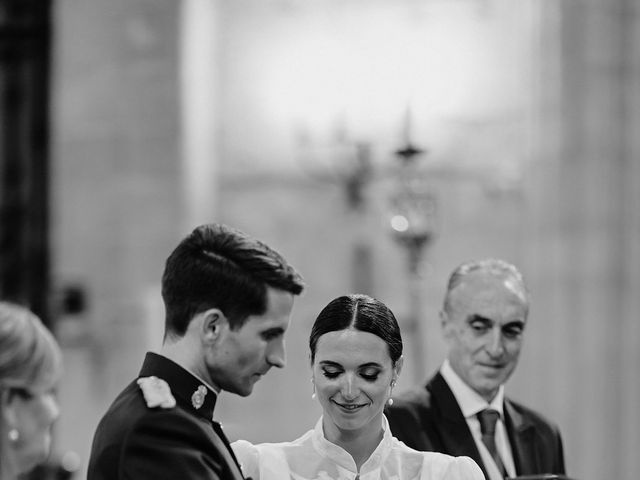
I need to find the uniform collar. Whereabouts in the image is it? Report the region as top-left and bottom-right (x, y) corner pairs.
(139, 352), (218, 421)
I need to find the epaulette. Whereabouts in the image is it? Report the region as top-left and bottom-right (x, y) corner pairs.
(137, 376), (176, 409)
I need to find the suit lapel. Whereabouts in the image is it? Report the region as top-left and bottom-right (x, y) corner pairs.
(425, 373), (544, 478)
(428, 373), (487, 476)
(504, 398), (536, 475)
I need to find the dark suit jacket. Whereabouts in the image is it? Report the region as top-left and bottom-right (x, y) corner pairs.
(386, 372), (565, 480)
(88, 352), (246, 480)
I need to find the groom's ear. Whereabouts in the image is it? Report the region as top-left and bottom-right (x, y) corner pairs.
(200, 309), (228, 345)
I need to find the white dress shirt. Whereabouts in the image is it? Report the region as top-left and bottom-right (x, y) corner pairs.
(232, 415), (484, 480)
(440, 360), (516, 480)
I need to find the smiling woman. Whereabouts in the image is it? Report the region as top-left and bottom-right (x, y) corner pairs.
(0, 302), (63, 480)
(232, 294), (485, 480)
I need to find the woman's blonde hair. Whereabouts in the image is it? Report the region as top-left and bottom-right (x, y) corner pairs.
(0, 302), (63, 478)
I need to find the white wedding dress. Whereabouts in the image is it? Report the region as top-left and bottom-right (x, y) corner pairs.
(232, 416), (484, 480)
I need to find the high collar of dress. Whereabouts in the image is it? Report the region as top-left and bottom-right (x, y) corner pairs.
(310, 415), (394, 475)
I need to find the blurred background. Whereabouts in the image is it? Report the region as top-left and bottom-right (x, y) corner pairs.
(1, 0), (639, 479)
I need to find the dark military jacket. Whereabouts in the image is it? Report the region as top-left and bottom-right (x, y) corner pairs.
(88, 352), (246, 480)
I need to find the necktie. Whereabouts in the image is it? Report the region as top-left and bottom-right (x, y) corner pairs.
(477, 409), (506, 477)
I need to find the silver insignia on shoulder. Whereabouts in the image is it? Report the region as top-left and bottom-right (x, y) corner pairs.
(137, 376), (176, 409)
(191, 385), (207, 409)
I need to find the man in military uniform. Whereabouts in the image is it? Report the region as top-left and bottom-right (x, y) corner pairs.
(88, 223), (305, 480)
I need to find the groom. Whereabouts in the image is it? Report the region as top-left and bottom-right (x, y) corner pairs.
(88, 223), (304, 480)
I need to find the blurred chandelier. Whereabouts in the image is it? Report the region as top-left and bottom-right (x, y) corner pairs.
(295, 109), (439, 270)
(389, 140), (438, 274)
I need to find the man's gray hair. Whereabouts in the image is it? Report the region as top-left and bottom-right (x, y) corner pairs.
(443, 258), (529, 316)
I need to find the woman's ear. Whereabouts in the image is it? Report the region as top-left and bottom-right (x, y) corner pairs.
(393, 355), (404, 381)
(439, 309), (448, 328)
(0, 388), (18, 428)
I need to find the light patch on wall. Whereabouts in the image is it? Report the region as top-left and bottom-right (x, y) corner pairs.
(180, 0), (220, 226)
(218, 0), (532, 175)
(259, 4), (514, 143)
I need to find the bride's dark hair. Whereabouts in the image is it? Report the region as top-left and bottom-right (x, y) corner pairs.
(309, 294), (402, 365)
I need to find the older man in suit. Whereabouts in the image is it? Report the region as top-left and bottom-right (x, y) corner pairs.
(88, 223), (304, 480)
(386, 258), (566, 480)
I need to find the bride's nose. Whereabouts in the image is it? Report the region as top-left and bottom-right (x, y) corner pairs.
(340, 373), (358, 400)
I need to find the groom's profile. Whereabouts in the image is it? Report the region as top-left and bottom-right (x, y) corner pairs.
(87, 223), (304, 480)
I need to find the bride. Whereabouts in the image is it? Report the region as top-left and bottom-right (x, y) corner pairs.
(233, 294), (484, 480)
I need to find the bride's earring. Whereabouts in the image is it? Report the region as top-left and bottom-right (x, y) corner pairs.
(311, 378), (316, 400)
(8, 429), (19, 442)
(387, 380), (396, 406)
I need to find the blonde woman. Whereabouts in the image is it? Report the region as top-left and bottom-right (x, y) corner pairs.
(0, 302), (62, 479)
